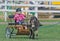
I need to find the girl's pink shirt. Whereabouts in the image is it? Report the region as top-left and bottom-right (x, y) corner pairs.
(14, 13), (25, 22)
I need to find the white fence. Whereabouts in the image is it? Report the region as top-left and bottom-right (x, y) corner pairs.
(0, 0), (60, 21)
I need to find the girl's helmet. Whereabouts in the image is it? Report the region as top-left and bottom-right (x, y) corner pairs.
(16, 8), (22, 12)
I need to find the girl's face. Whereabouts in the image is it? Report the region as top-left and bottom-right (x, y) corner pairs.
(17, 11), (22, 14)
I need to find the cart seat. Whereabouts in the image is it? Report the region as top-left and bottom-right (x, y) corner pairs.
(8, 22), (28, 25)
(8, 22), (19, 25)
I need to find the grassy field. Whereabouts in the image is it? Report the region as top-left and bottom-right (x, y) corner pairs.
(0, 23), (60, 41)
(1, 19), (60, 22)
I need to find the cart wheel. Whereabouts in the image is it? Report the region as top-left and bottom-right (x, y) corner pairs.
(6, 27), (11, 38)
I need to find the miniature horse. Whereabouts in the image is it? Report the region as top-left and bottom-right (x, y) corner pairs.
(29, 16), (42, 38)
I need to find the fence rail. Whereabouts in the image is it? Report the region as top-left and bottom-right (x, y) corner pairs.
(0, 0), (60, 21)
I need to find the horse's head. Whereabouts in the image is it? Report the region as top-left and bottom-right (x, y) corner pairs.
(30, 19), (37, 28)
(31, 20), (35, 25)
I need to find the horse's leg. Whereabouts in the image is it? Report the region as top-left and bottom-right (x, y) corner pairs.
(11, 27), (14, 34)
(35, 30), (38, 36)
(29, 29), (32, 38)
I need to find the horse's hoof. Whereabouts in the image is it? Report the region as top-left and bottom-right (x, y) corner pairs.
(36, 34), (38, 36)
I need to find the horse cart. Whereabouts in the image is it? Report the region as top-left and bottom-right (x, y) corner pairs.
(5, 15), (36, 39)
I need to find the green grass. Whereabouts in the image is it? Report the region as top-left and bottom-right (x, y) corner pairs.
(0, 24), (60, 41)
(0, 19), (5, 22)
(0, 12), (3, 15)
(40, 20), (60, 22)
(1, 19), (60, 22)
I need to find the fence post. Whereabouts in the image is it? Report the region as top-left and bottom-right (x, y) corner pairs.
(5, 0), (7, 22)
(35, 2), (38, 18)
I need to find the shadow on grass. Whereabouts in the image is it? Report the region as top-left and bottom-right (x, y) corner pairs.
(11, 36), (29, 39)
(10, 36), (39, 40)
(9, 36), (60, 40)
(11, 35), (60, 40)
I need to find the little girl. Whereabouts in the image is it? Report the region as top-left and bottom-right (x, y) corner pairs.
(14, 8), (26, 24)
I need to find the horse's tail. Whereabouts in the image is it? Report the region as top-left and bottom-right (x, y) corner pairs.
(39, 23), (43, 26)
(37, 20), (43, 26)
